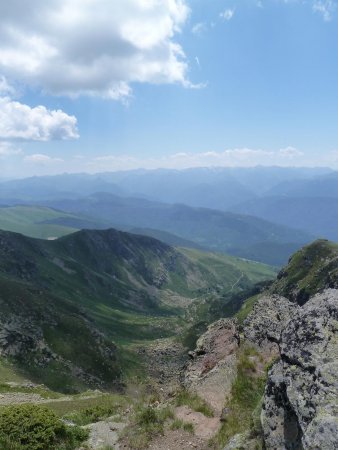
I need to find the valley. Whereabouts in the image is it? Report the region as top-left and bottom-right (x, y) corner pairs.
(0, 237), (337, 449)
(0, 228), (275, 392)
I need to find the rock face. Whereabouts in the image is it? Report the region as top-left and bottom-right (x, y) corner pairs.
(261, 289), (338, 449)
(183, 319), (239, 413)
(243, 295), (299, 355)
(0, 318), (48, 357)
(0, 313), (118, 389)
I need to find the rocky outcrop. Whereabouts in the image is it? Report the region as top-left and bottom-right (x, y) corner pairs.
(261, 289), (338, 449)
(0, 317), (53, 360)
(0, 313), (119, 389)
(244, 295), (299, 355)
(183, 319), (239, 413)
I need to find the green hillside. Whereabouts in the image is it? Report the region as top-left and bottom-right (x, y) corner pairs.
(270, 239), (338, 304)
(0, 206), (79, 239)
(236, 239), (338, 323)
(0, 228), (276, 392)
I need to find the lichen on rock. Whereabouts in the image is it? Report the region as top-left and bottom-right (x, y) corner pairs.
(261, 289), (338, 450)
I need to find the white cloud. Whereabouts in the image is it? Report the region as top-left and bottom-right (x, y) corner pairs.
(279, 146), (304, 158)
(0, 0), (192, 99)
(0, 142), (22, 156)
(86, 147), (306, 171)
(0, 96), (79, 141)
(24, 154), (64, 164)
(192, 22), (207, 35)
(220, 9), (235, 21)
(312, 0), (335, 21)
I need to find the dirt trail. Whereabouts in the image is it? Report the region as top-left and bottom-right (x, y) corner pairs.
(175, 405), (221, 439)
(148, 429), (207, 450)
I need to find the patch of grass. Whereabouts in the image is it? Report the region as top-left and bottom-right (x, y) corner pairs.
(209, 346), (267, 449)
(175, 390), (214, 417)
(65, 404), (118, 426)
(236, 295), (260, 325)
(0, 359), (25, 383)
(169, 418), (194, 433)
(183, 422), (194, 433)
(170, 418), (184, 430)
(123, 404), (174, 449)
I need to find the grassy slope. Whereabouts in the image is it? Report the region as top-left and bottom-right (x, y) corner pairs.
(236, 238), (338, 324)
(270, 239), (338, 304)
(0, 206), (79, 239)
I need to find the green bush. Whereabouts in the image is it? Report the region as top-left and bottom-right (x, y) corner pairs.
(0, 404), (88, 450)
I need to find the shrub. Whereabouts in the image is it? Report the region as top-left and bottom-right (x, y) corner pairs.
(0, 404), (87, 450)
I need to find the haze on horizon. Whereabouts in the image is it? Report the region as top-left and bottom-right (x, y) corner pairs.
(0, 0), (338, 178)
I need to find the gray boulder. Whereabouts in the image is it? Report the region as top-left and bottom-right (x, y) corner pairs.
(261, 289), (338, 449)
(244, 295), (299, 354)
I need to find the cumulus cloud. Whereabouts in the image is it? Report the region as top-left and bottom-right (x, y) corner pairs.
(220, 9), (235, 21)
(0, 0), (192, 99)
(0, 96), (79, 141)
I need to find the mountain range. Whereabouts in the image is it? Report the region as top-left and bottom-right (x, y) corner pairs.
(1, 166), (338, 266)
(0, 195), (311, 266)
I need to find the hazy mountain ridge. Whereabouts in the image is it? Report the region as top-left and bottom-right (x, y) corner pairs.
(1, 167), (333, 206)
(232, 196), (338, 241)
(2, 166), (338, 266)
(41, 192), (311, 266)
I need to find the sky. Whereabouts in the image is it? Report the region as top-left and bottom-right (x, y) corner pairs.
(1, 0), (338, 178)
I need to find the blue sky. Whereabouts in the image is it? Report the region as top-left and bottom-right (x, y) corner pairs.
(0, 0), (338, 177)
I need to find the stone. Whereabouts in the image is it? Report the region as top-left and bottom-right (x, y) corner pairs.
(261, 289), (338, 450)
(183, 319), (239, 414)
(244, 294), (299, 353)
